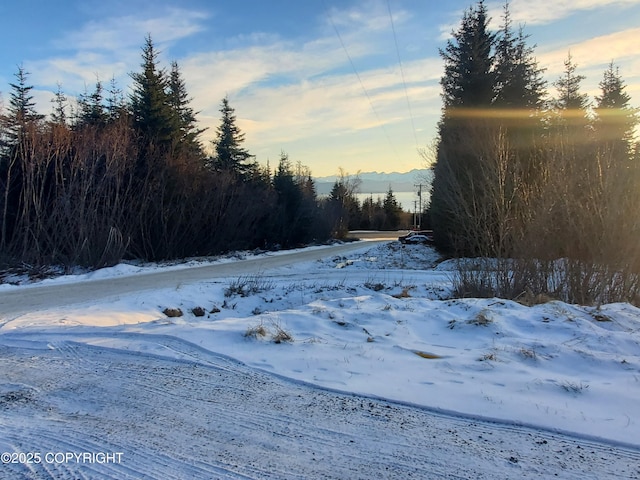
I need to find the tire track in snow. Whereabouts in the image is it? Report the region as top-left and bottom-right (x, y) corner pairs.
(0, 335), (639, 479)
(0, 349), (246, 480)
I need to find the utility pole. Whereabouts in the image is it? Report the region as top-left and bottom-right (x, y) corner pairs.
(414, 184), (426, 229)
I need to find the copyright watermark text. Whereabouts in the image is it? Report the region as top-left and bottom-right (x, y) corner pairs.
(2, 451), (123, 465)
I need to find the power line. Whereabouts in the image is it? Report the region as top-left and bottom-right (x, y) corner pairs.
(387, 0), (419, 149)
(323, 0), (399, 161)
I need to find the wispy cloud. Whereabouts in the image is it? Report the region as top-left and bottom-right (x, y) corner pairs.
(538, 27), (640, 75)
(214, 57), (440, 165)
(179, 2), (421, 131)
(29, 52), (134, 92)
(440, 0), (640, 40)
(53, 7), (209, 51)
(170, 2), (439, 173)
(490, 0), (640, 25)
(535, 27), (640, 102)
(175, 3), (440, 156)
(27, 7), (209, 94)
(324, 0), (410, 33)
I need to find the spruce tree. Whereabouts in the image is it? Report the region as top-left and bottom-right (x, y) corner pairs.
(431, 0), (496, 254)
(1, 67), (44, 254)
(593, 64), (639, 261)
(595, 62), (638, 160)
(494, 3), (545, 111)
(5, 66), (43, 142)
(50, 83), (68, 125)
(439, 0), (495, 109)
(326, 172), (361, 238)
(210, 97), (255, 177)
(383, 187), (402, 230)
(106, 76), (127, 123)
(167, 60), (205, 157)
(77, 80), (108, 127)
(542, 54), (602, 263)
(553, 52), (590, 146)
(128, 36), (184, 260)
(273, 152), (306, 246)
(129, 35), (175, 149)
(551, 53), (592, 164)
(492, 1), (546, 237)
(107, 77), (129, 123)
(554, 53), (589, 112)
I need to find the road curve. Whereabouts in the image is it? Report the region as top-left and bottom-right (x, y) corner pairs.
(0, 241), (383, 317)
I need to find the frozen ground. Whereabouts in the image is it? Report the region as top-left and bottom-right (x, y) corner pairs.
(1, 240), (639, 479)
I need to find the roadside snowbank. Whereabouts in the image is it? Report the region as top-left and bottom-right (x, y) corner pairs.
(2, 241), (639, 447)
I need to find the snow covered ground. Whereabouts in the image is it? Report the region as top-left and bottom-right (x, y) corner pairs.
(1, 240), (639, 479)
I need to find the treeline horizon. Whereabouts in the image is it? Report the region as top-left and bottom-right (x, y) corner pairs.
(0, 35), (416, 272)
(429, 1), (640, 305)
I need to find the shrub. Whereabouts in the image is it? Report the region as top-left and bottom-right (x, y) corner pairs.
(441, 122), (640, 307)
(272, 326), (293, 344)
(225, 273), (274, 297)
(244, 323), (267, 339)
(468, 310), (493, 326)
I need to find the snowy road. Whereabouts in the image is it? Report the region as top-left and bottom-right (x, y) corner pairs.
(0, 241), (380, 316)
(1, 332), (639, 480)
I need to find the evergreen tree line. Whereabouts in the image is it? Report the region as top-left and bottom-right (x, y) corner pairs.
(430, 1), (640, 304)
(323, 172), (410, 237)
(0, 36), (331, 269)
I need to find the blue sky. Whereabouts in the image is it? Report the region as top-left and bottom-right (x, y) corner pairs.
(1, 0), (639, 176)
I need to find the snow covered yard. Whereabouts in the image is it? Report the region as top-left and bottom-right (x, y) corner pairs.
(1, 240), (640, 478)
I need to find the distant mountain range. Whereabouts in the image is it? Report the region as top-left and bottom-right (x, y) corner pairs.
(314, 168), (432, 196)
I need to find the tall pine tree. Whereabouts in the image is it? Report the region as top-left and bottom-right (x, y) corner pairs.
(209, 97), (255, 177)
(593, 64), (639, 269)
(129, 35), (175, 151)
(493, 2), (545, 111)
(439, 1), (495, 109)
(431, 0), (496, 254)
(76, 79), (108, 127)
(551, 53), (592, 180)
(5, 66), (44, 143)
(431, 1), (548, 256)
(1, 67), (45, 257)
(491, 1), (546, 242)
(554, 53), (589, 113)
(552, 52), (591, 148)
(383, 187), (402, 230)
(595, 62), (638, 162)
(167, 60), (205, 158)
(272, 152), (307, 246)
(50, 83), (69, 125)
(106, 76), (128, 123)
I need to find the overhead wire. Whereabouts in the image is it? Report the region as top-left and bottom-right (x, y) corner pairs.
(387, 0), (420, 149)
(322, 0), (400, 162)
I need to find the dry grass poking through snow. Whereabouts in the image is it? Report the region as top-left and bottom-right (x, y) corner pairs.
(244, 322), (268, 339)
(245, 320), (294, 344)
(225, 273), (274, 298)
